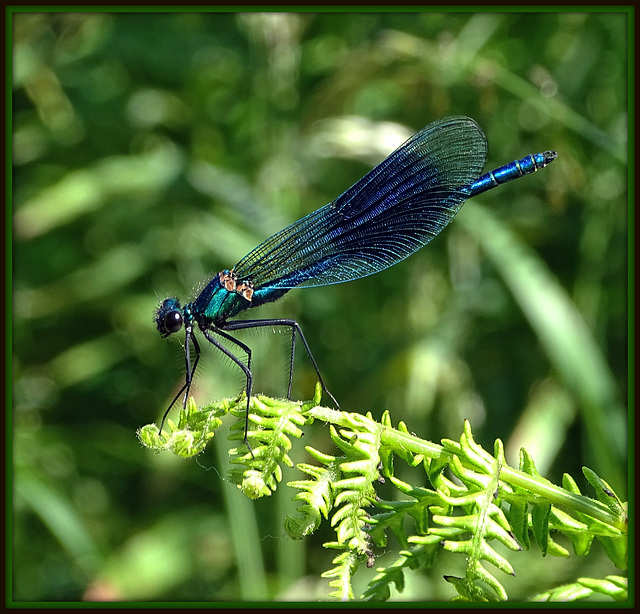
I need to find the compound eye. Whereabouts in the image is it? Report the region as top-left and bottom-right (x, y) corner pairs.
(163, 310), (183, 334)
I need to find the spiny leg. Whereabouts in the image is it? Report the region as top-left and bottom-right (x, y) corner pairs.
(221, 317), (338, 408)
(183, 327), (201, 407)
(159, 324), (201, 432)
(288, 324), (296, 399)
(200, 327), (256, 457)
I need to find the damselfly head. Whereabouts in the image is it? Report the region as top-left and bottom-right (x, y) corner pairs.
(155, 297), (183, 337)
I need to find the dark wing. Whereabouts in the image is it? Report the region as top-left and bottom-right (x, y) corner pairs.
(234, 116), (487, 291)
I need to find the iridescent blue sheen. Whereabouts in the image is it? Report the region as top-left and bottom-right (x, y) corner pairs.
(469, 151), (557, 197)
(154, 116), (556, 449)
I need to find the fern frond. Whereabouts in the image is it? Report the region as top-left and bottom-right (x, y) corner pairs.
(321, 548), (361, 601)
(227, 394), (308, 499)
(140, 394), (628, 603)
(370, 476), (441, 548)
(530, 575), (628, 602)
(285, 447), (340, 539)
(328, 416), (381, 554)
(361, 545), (428, 601)
(429, 434), (520, 600)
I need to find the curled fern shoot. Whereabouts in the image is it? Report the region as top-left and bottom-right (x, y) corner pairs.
(137, 396), (225, 458)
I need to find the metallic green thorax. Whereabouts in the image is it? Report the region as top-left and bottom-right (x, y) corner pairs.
(192, 270), (251, 325)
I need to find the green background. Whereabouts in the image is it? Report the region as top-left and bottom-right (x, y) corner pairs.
(12, 10), (628, 602)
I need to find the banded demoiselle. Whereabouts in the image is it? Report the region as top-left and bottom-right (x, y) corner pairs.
(155, 116), (557, 448)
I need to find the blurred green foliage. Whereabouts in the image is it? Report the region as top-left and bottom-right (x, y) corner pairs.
(12, 10), (628, 602)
